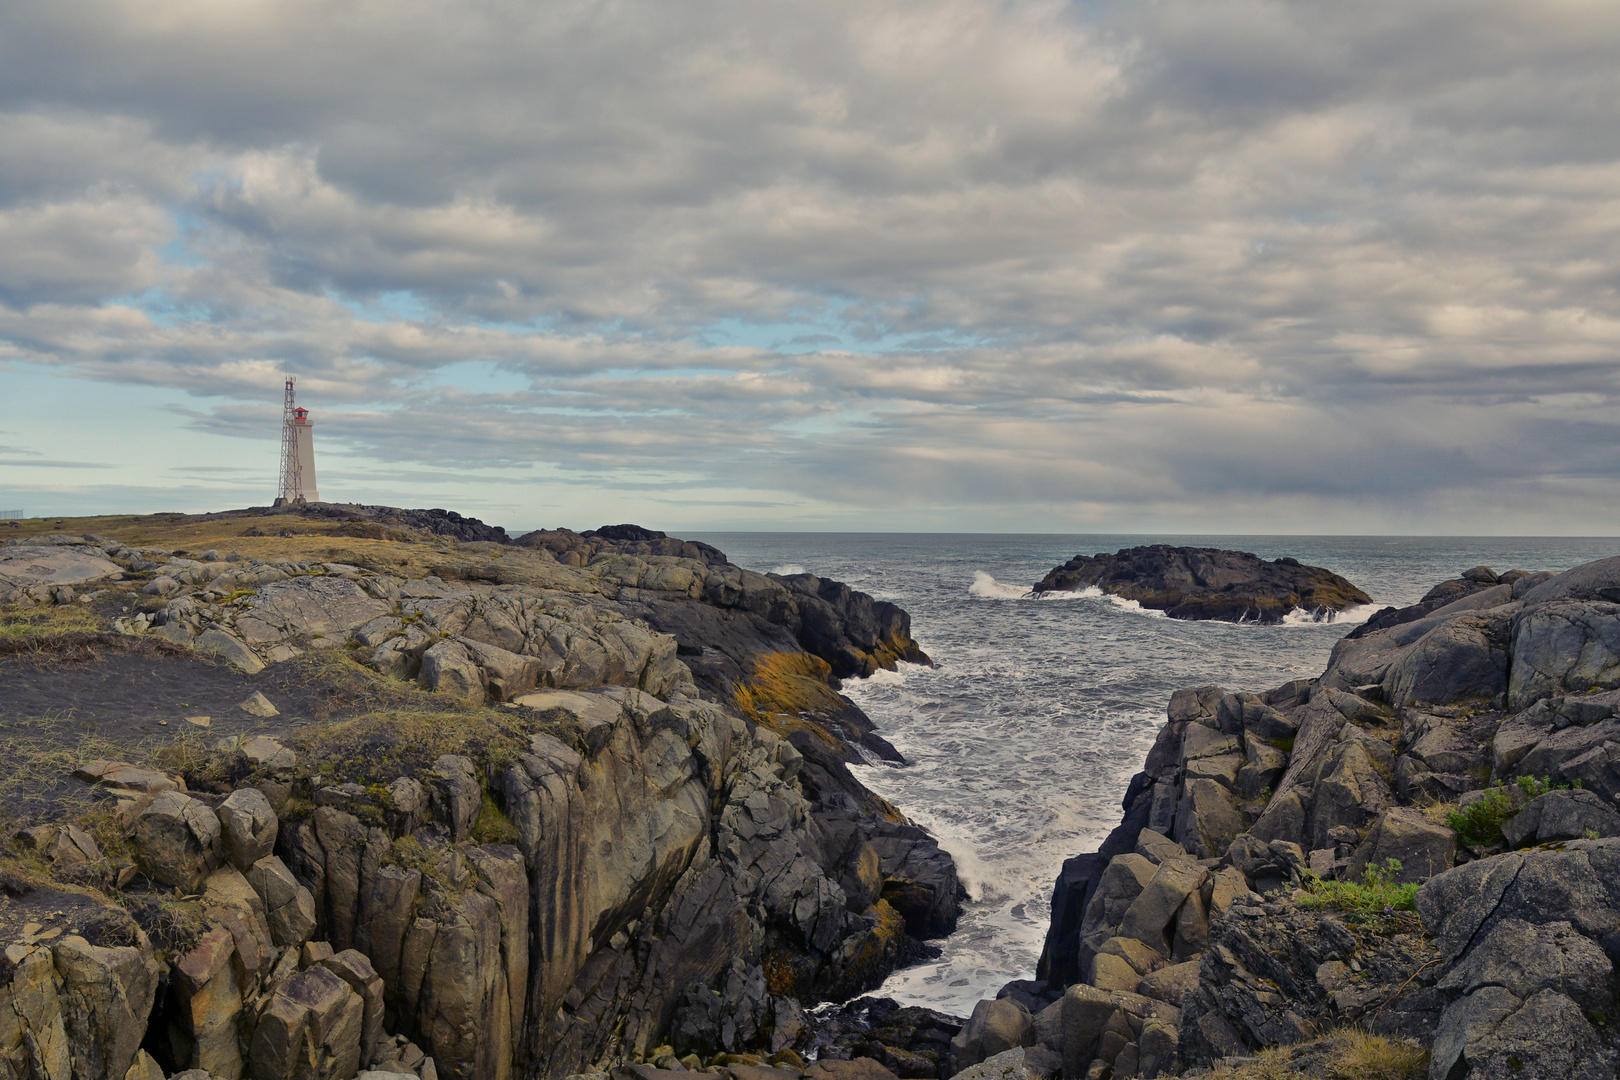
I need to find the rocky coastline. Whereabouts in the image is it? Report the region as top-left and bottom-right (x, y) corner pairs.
(1031, 547), (1371, 624)
(941, 556), (1620, 1079)
(0, 507), (958, 1080)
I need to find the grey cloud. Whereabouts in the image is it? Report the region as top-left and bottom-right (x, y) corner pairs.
(1, 0), (1619, 527)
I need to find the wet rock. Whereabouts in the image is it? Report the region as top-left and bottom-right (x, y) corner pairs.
(1029, 547), (1370, 622)
(132, 790), (222, 891)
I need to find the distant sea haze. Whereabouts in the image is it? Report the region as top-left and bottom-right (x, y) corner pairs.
(692, 533), (1620, 1013)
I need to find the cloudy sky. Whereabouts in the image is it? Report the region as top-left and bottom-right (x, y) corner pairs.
(2, 0), (1619, 533)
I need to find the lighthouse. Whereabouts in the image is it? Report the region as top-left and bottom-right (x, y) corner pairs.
(274, 377), (320, 504)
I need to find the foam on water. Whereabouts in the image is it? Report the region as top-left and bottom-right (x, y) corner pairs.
(968, 571), (1029, 600)
(772, 563), (809, 576)
(693, 532), (1620, 1017)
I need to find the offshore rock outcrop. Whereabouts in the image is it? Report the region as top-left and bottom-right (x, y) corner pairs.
(0, 516), (957, 1080)
(953, 556), (1620, 1079)
(1031, 547), (1370, 624)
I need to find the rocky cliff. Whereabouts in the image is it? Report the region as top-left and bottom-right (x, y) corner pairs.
(946, 557), (1620, 1079)
(0, 510), (958, 1080)
(1031, 547), (1371, 624)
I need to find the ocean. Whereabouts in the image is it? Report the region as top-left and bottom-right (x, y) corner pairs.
(689, 533), (1620, 1016)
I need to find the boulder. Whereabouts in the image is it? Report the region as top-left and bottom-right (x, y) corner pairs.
(1344, 807), (1456, 884)
(1383, 616), (1509, 708)
(237, 691), (279, 718)
(946, 997), (1032, 1075)
(419, 639), (486, 700)
(1501, 788), (1620, 847)
(1135, 961), (1200, 1007)
(318, 950), (387, 1066)
(1117, 860), (1207, 955)
(247, 965), (365, 1080)
(194, 629), (265, 675)
(169, 925), (245, 1079)
(1059, 984), (1178, 1080)
(132, 790), (222, 891)
(217, 787), (279, 871)
(246, 855), (318, 947)
(945, 1047), (1040, 1080)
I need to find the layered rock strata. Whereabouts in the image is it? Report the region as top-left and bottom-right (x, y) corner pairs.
(1031, 547), (1370, 623)
(0, 518), (957, 1080)
(951, 557), (1620, 1079)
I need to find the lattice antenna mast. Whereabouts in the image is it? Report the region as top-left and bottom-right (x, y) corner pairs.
(277, 377), (304, 504)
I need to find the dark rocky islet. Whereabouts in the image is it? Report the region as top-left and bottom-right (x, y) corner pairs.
(1031, 545), (1372, 624)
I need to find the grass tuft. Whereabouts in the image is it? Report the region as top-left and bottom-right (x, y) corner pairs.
(1296, 859), (1418, 921)
(1446, 775), (1578, 846)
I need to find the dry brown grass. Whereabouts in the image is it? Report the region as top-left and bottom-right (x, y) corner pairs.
(1193, 1031), (1428, 1080)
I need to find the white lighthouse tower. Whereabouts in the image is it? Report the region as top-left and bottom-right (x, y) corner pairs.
(274, 377), (320, 504)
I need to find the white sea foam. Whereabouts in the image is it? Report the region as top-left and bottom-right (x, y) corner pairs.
(1279, 602), (1381, 626)
(968, 571), (1029, 599)
(770, 563), (808, 576)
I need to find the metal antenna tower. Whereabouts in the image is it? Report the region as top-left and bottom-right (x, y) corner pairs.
(276, 376), (304, 504)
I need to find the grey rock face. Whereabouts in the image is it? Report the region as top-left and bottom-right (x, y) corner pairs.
(1501, 788), (1620, 846)
(1465, 988), (1615, 1080)
(1436, 919), (1613, 1015)
(419, 639), (486, 700)
(235, 574), (391, 646)
(132, 790), (223, 891)
(1509, 601), (1620, 709)
(1345, 807), (1457, 884)
(1430, 986), (1522, 1080)
(0, 544), (121, 588)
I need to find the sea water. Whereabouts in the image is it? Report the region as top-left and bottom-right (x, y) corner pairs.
(689, 534), (1620, 1016)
